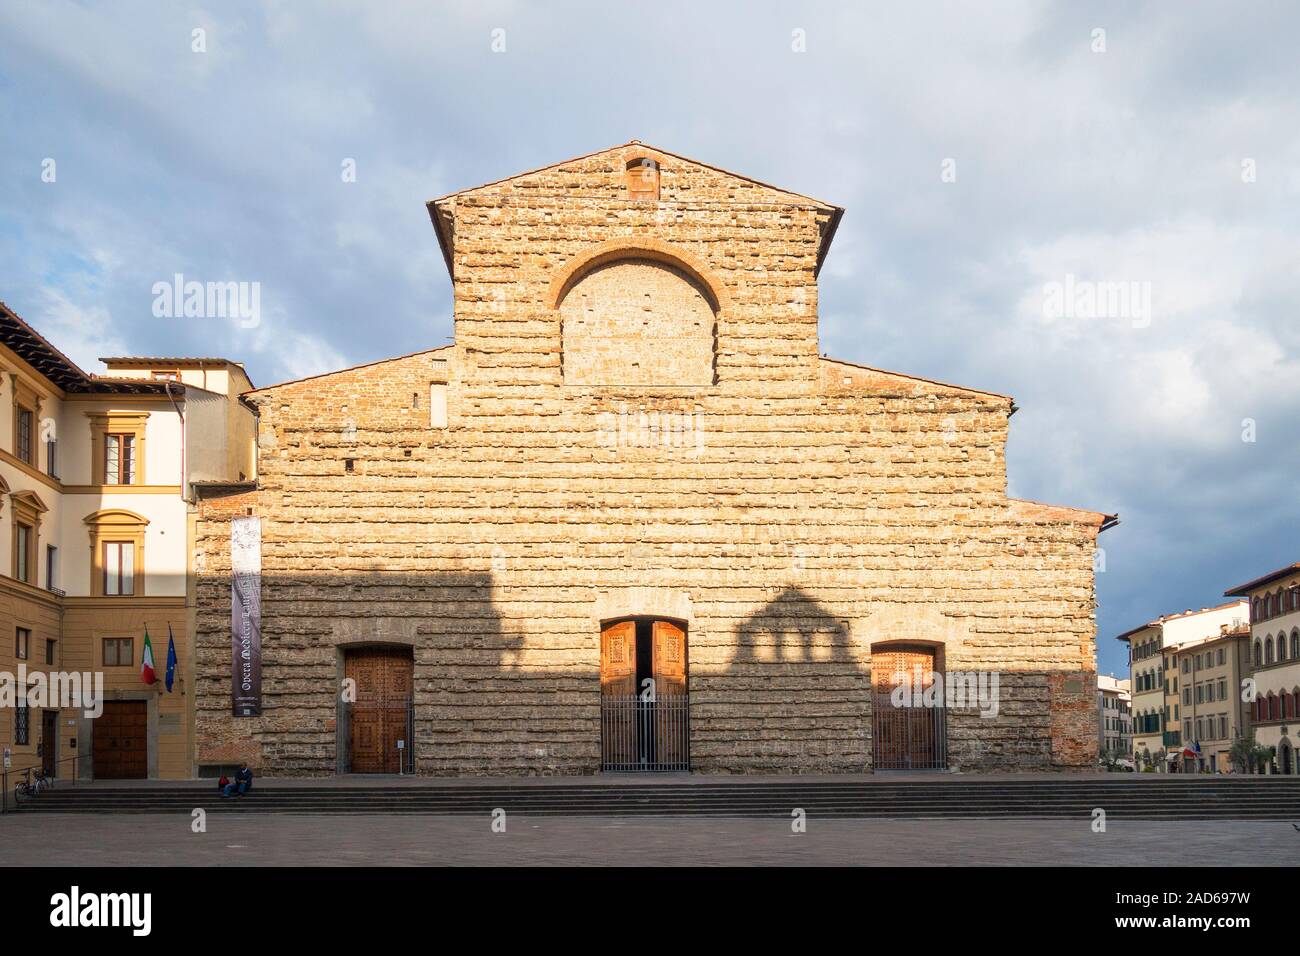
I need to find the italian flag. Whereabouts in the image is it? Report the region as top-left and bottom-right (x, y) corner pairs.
(141, 628), (157, 685)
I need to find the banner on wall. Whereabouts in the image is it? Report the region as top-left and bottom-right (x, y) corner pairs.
(231, 515), (262, 717)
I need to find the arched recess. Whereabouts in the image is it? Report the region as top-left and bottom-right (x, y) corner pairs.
(550, 238), (726, 388)
(548, 237), (728, 312)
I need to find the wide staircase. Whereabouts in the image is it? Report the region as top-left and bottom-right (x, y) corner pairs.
(17, 777), (1300, 819)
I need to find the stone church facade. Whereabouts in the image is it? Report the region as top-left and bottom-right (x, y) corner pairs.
(192, 142), (1113, 776)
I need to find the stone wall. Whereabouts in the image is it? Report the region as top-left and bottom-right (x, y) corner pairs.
(194, 143), (1105, 776)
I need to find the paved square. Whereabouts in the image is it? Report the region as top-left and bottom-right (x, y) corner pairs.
(5, 814), (1299, 866)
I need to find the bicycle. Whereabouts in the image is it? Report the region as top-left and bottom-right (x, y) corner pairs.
(13, 767), (53, 803)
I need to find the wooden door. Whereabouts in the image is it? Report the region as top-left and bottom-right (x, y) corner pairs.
(601, 621), (636, 696)
(652, 620), (688, 769)
(41, 710), (58, 778)
(871, 645), (943, 770)
(346, 649), (413, 773)
(93, 701), (147, 779)
(600, 621), (637, 768)
(652, 621), (686, 697)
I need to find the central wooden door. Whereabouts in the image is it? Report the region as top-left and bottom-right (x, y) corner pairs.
(652, 621), (688, 768)
(600, 621), (636, 769)
(600, 619), (689, 771)
(93, 701), (147, 779)
(871, 645), (946, 770)
(346, 648), (413, 773)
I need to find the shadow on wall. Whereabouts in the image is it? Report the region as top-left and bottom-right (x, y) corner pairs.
(715, 586), (1094, 774)
(192, 573), (1094, 777)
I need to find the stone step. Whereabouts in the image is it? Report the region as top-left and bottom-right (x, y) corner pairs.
(18, 778), (1300, 819)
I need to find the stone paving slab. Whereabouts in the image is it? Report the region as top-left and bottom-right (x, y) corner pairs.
(4, 813), (1299, 866)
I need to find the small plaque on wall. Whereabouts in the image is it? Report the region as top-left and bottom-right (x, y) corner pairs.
(159, 714), (181, 734)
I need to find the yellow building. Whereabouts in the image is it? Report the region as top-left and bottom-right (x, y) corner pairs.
(0, 301), (254, 781)
(1226, 562), (1300, 774)
(1117, 601), (1248, 771)
(1167, 626), (1253, 772)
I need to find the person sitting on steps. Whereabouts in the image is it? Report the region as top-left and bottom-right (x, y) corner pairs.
(221, 763), (253, 798)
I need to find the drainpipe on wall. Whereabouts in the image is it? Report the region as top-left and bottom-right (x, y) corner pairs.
(164, 380), (186, 499)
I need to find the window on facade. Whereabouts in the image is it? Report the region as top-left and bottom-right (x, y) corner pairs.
(15, 407), (34, 464)
(45, 545), (57, 592)
(1219, 716), (1229, 738)
(1292, 632), (1300, 659)
(103, 638), (133, 667)
(105, 433), (136, 485)
(15, 702), (28, 745)
(625, 157), (660, 201)
(85, 509), (147, 597)
(1217, 648), (1226, 666)
(1182, 658), (1190, 674)
(15, 522), (32, 583)
(45, 638), (56, 666)
(45, 436), (58, 479)
(9, 490), (45, 584)
(1217, 678), (1226, 701)
(102, 541), (135, 595)
(15, 626), (30, 660)
(89, 413), (148, 485)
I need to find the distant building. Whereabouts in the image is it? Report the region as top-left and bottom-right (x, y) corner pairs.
(1166, 625), (1253, 772)
(1096, 674), (1131, 760)
(1117, 601), (1249, 771)
(1225, 562), (1300, 774)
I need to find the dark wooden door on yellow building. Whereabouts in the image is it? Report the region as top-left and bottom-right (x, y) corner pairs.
(93, 701), (147, 779)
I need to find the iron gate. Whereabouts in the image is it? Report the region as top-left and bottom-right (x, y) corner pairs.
(601, 693), (690, 772)
(871, 695), (948, 770)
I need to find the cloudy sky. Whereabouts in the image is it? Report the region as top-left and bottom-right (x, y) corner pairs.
(1, 1), (1296, 675)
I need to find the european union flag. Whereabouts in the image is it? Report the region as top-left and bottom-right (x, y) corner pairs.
(165, 624), (178, 692)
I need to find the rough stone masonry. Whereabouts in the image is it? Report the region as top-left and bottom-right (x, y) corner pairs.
(193, 141), (1112, 776)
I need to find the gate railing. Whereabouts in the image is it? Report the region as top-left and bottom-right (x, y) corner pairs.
(601, 693), (690, 773)
(871, 697), (948, 770)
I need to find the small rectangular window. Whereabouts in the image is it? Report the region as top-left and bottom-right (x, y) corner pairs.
(45, 638), (56, 666)
(15, 627), (30, 660)
(103, 637), (133, 667)
(428, 383), (448, 429)
(45, 545), (57, 591)
(105, 433), (136, 485)
(103, 541), (135, 596)
(15, 703), (29, 745)
(15, 523), (32, 583)
(46, 437), (58, 478)
(15, 407), (34, 464)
